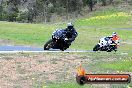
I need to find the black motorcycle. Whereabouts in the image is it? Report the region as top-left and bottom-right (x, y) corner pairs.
(44, 29), (71, 51)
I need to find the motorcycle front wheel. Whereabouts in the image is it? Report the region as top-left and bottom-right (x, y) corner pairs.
(93, 44), (100, 51)
(44, 39), (53, 50)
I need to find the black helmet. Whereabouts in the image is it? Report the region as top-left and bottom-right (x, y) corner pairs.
(67, 22), (74, 31)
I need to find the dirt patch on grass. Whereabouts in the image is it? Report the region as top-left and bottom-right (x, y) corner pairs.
(0, 53), (131, 88)
(0, 53), (90, 88)
(0, 39), (13, 45)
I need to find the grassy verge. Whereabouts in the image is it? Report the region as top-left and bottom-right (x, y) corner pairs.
(0, 21), (132, 52)
(0, 22), (55, 46)
(99, 60), (132, 71)
(0, 7), (132, 52)
(46, 82), (93, 88)
(0, 52), (131, 88)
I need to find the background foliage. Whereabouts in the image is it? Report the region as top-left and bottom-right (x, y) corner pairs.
(0, 0), (131, 23)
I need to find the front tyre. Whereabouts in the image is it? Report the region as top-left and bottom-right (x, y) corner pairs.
(44, 39), (53, 50)
(93, 44), (100, 51)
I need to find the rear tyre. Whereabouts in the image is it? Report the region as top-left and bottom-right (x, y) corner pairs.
(44, 39), (53, 50)
(60, 47), (67, 51)
(107, 49), (112, 52)
(59, 42), (70, 51)
(93, 44), (100, 51)
(113, 46), (117, 52)
(107, 45), (117, 52)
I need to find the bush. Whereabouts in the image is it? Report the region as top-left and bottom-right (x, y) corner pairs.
(16, 11), (28, 22)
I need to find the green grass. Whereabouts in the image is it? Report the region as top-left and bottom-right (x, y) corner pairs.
(47, 83), (130, 88)
(99, 60), (132, 71)
(0, 7), (132, 52)
(75, 6), (132, 27)
(78, 51), (132, 72)
(75, 12), (132, 27)
(0, 21), (67, 46)
(46, 82), (93, 88)
(0, 22), (56, 46)
(1, 21), (132, 52)
(47, 81), (128, 88)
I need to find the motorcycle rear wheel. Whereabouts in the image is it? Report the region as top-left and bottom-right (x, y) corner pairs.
(107, 45), (117, 52)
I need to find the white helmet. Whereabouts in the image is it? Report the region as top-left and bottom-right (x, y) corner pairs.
(112, 32), (117, 36)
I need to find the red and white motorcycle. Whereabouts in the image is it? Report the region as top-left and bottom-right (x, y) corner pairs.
(93, 37), (119, 52)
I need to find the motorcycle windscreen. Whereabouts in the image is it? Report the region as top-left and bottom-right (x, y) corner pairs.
(53, 30), (66, 39)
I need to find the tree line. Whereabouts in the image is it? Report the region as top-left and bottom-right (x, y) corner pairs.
(0, 0), (131, 23)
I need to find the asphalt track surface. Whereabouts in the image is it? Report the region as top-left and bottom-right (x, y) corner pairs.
(0, 45), (93, 53)
(0, 45), (43, 51)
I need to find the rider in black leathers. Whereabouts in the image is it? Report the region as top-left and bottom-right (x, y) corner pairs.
(63, 22), (78, 45)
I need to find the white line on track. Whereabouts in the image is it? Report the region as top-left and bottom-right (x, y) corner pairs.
(0, 50), (94, 53)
